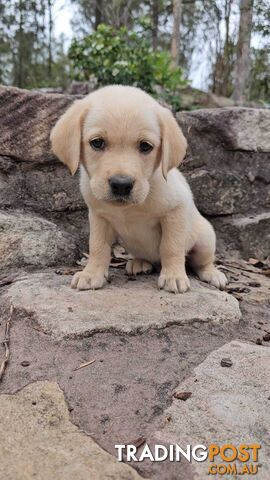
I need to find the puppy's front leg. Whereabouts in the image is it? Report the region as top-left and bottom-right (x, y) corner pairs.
(72, 212), (114, 290)
(158, 208), (190, 294)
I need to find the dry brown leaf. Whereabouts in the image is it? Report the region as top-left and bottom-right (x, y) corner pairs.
(112, 244), (130, 260)
(248, 258), (269, 269)
(248, 257), (260, 265)
(173, 391), (192, 401)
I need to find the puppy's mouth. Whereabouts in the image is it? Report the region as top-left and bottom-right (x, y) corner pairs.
(112, 196), (130, 203)
(108, 194), (134, 205)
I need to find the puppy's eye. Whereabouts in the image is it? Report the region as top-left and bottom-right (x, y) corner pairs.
(89, 138), (105, 151)
(139, 141), (153, 154)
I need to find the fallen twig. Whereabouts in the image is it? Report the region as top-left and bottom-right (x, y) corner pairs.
(129, 437), (146, 449)
(55, 268), (81, 276)
(110, 259), (127, 268)
(224, 262), (264, 275)
(0, 304), (13, 382)
(74, 359), (96, 371)
(218, 265), (239, 275)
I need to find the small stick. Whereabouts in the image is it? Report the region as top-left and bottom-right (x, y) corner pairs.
(218, 265), (240, 275)
(55, 267), (81, 276)
(74, 359), (96, 371)
(224, 262), (262, 275)
(0, 304), (13, 382)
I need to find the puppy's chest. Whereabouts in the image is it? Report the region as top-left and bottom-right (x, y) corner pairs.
(104, 210), (161, 261)
(108, 210), (159, 237)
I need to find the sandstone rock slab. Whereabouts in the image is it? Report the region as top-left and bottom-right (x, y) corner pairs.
(3, 270), (241, 339)
(0, 211), (77, 271)
(154, 340), (270, 479)
(213, 212), (270, 259)
(179, 107), (270, 152)
(178, 108), (270, 217)
(0, 86), (85, 215)
(0, 86), (74, 164)
(0, 381), (141, 480)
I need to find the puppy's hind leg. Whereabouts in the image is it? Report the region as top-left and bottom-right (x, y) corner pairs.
(190, 217), (227, 290)
(126, 258), (153, 276)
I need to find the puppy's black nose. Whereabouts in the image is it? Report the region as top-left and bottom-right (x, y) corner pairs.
(109, 175), (134, 196)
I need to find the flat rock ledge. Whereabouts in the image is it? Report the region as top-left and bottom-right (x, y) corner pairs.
(3, 270), (241, 339)
(154, 340), (270, 479)
(0, 381), (141, 480)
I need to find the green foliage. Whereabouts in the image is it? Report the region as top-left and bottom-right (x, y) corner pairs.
(253, 0), (270, 38)
(0, 0), (268, 106)
(69, 23), (186, 108)
(250, 48), (270, 104)
(0, 0), (70, 89)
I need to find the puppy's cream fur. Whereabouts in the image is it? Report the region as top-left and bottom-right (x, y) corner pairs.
(51, 85), (227, 293)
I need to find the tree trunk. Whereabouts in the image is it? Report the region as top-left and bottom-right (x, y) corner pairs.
(152, 0), (159, 50)
(94, 0), (102, 30)
(18, 0), (24, 88)
(171, 0), (182, 66)
(48, 0), (53, 80)
(221, 0), (232, 96)
(232, 0), (254, 103)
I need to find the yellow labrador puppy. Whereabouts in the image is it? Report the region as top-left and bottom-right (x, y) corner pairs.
(51, 85), (227, 293)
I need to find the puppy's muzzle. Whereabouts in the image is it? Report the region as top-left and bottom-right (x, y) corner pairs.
(109, 175), (135, 197)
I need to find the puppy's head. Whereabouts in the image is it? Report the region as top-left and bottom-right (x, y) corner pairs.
(50, 86), (187, 205)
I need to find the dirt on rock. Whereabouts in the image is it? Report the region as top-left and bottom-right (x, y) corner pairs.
(0, 264), (269, 480)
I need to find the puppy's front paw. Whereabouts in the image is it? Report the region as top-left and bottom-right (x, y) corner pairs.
(71, 270), (107, 291)
(158, 272), (190, 294)
(197, 266), (227, 290)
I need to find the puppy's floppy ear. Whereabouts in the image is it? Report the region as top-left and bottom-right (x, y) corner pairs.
(50, 99), (89, 175)
(158, 106), (187, 180)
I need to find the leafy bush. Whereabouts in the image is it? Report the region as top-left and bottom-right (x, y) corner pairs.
(249, 48), (270, 104)
(69, 24), (186, 109)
